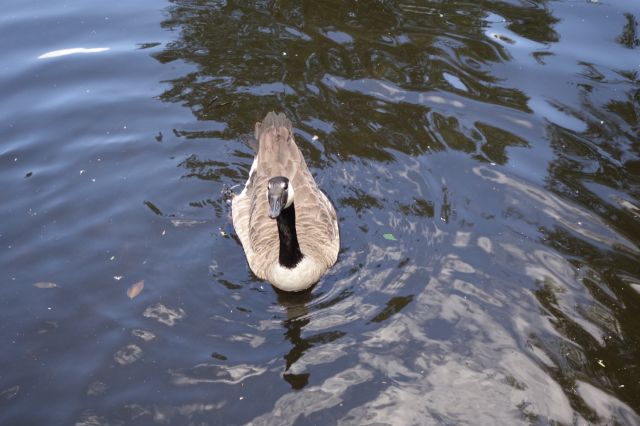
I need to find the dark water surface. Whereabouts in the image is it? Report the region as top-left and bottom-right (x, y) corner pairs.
(2, 0), (640, 424)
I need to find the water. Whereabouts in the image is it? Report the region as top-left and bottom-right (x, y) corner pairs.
(1, 0), (639, 424)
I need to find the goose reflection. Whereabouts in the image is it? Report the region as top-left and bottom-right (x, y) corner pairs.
(275, 289), (347, 390)
(276, 289), (313, 390)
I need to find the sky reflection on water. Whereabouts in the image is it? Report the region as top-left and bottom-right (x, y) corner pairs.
(1, 0), (639, 424)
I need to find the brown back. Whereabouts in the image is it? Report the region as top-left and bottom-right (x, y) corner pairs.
(233, 112), (339, 279)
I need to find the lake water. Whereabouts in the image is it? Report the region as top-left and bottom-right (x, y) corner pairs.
(1, 0), (640, 424)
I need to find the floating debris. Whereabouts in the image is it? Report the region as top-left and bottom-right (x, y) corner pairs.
(34, 282), (60, 289)
(211, 352), (228, 361)
(144, 201), (163, 216)
(126, 280), (144, 299)
(171, 219), (207, 227)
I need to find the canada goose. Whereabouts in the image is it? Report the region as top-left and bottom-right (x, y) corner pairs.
(231, 112), (339, 292)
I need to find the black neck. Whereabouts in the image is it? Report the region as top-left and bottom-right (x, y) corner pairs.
(276, 202), (304, 268)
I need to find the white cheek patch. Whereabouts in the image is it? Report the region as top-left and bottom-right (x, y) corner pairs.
(285, 183), (295, 208)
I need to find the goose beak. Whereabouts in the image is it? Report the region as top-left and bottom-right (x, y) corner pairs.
(268, 194), (283, 219)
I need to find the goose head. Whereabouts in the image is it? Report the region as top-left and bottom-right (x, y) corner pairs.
(267, 176), (295, 219)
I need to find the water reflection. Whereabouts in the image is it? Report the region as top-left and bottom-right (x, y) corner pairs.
(277, 290), (313, 389)
(618, 13), (639, 49)
(27, 0), (639, 424)
(155, 0), (558, 165)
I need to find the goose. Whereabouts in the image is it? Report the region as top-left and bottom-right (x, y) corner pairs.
(231, 112), (339, 292)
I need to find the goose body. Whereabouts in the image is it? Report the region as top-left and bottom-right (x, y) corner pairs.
(231, 112), (339, 291)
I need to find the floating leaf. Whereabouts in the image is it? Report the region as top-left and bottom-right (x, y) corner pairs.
(127, 280), (144, 299)
(34, 282), (59, 289)
(383, 233), (397, 241)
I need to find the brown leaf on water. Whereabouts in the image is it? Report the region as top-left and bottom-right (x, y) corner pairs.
(127, 280), (144, 299)
(34, 282), (60, 289)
